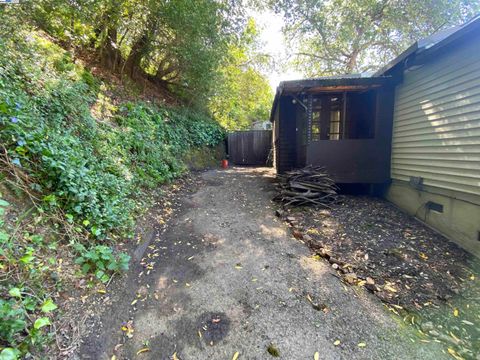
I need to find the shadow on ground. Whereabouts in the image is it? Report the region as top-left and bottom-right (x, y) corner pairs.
(77, 167), (449, 360)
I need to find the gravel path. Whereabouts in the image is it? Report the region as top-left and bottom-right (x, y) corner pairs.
(78, 167), (448, 359)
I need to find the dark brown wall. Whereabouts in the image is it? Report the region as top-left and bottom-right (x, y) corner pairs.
(276, 96), (297, 173)
(306, 139), (389, 183)
(305, 86), (395, 183)
(375, 85), (395, 176)
(228, 130), (272, 166)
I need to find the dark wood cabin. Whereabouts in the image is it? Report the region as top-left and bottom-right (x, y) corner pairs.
(270, 76), (396, 184)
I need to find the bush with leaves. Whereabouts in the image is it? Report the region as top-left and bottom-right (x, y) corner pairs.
(0, 26), (224, 239)
(74, 244), (130, 283)
(0, 18), (225, 358)
(0, 196), (59, 359)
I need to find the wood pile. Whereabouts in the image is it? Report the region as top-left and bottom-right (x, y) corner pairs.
(274, 166), (338, 207)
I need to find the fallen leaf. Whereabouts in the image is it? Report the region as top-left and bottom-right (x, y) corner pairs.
(97, 289), (106, 294)
(333, 340), (340, 346)
(111, 356), (117, 360)
(358, 342), (366, 348)
(447, 348), (463, 360)
(235, 263), (243, 269)
(232, 351), (240, 360)
(453, 308), (459, 317)
(172, 352), (179, 360)
(121, 321), (134, 338)
(136, 348), (150, 355)
(384, 285), (397, 293)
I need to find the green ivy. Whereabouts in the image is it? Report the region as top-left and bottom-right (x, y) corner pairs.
(0, 22), (225, 358)
(0, 197), (56, 358)
(0, 27), (224, 239)
(74, 244), (130, 283)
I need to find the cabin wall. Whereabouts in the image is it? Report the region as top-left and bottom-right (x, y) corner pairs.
(306, 139), (390, 183)
(385, 36), (480, 256)
(273, 104), (279, 170)
(305, 88), (395, 183)
(276, 96), (297, 173)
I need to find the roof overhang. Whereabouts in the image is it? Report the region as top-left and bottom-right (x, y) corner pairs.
(280, 76), (391, 94)
(269, 76), (391, 122)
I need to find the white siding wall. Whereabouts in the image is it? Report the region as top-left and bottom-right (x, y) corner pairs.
(391, 39), (480, 197)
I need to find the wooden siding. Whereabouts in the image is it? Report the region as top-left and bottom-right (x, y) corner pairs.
(276, 96), (297, 173)
(306, 140), (390, 183)
(228, 131), (272, 166)
(391, 38), (480, 197)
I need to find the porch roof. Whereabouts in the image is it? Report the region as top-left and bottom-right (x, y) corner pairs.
(279, 75), (391, 94)
(270, 75), (391, 122)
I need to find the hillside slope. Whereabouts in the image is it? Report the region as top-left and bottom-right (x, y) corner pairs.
(0, 26), (224, 358)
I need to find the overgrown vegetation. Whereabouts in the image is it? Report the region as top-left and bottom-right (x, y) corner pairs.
(0, 16), (224, 358)
(17, 0), (273, 129)
(209, 19), (273, 130)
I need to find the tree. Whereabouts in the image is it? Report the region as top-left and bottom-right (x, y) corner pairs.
(25, 0), (247, 105)
(270, 0), (480, 76)
(208, 19), (273, 130)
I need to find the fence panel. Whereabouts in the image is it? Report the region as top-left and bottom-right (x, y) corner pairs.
(228, 130), (272, 165)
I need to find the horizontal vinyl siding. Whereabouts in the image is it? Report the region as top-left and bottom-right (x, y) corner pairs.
(391, 39), (480, 196)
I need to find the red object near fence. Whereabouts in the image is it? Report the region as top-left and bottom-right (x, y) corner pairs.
(221, 159), (228, 168)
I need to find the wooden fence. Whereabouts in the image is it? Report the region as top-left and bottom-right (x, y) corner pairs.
(227, 130), (272, 166)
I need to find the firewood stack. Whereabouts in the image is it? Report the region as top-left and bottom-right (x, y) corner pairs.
(274, 166), (338, 207)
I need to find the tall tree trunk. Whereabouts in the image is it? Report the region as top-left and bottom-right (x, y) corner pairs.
(123, 34), (149, 79)
(100, 27), (122, 71)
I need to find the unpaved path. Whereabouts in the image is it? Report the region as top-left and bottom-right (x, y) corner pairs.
(78, 168), (447, 359)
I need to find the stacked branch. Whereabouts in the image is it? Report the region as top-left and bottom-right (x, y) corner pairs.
(274, 166), (338, 208)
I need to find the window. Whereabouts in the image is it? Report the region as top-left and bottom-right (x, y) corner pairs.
(311, 110), (321, 141)
(308, 91), (376, 142)
(329, 97), (342, 140)
(309, 95), (343, 141)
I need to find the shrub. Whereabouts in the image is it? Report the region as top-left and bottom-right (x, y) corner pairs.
(0, 28), (224, 238)
(74, 244), (130, 283)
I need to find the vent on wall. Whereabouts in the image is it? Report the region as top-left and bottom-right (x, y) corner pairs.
(426, 201), (443, 213)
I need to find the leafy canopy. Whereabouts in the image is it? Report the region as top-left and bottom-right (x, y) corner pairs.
(269, 0), (480, 76)
(209, 19), (273, 130)
(17, 0), (273, 129)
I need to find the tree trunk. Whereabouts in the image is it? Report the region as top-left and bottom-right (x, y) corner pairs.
(123, 34), (149, 79)
(100, 27), (122, 71)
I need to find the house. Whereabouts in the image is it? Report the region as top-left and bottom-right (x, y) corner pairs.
(270, 15), (480, 255)
(270, 75), (396, 183)
(379, 15), (480, 256)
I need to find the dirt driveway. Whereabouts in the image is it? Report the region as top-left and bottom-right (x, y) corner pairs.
(78, 167), (448, 359)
